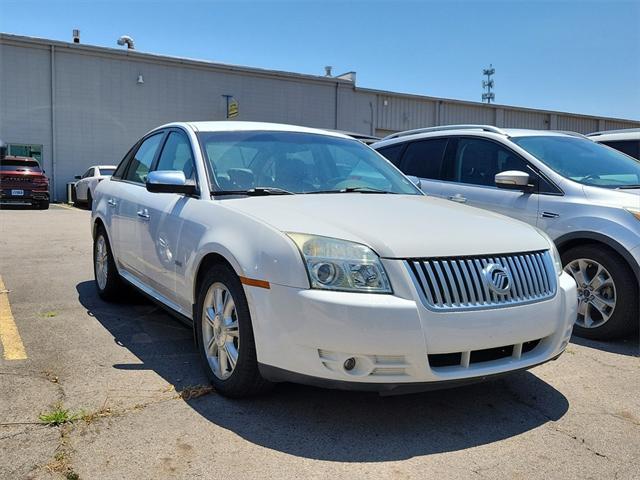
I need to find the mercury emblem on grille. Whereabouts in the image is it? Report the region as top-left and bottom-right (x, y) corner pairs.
(483, 263), (512, 295)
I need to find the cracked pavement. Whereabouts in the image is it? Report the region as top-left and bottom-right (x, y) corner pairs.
(1, 205), (639, 479)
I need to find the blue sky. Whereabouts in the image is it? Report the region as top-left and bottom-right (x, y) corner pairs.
(1, 0), (638, 120)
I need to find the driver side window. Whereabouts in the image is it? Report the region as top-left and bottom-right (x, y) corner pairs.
(451, 138), (529, 187)
(124, 133), (164, 184)
(154, 131), (196, 181)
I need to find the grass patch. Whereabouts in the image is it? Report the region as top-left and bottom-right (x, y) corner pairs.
(39, 404), (78, 426)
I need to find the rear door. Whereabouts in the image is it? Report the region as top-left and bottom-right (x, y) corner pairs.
(113, 132), (166, 281)
(438, 137), (540, 226)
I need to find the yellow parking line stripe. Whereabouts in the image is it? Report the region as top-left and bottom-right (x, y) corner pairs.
(0, 276), (27, 360)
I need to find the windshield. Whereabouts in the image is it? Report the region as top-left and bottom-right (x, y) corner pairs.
(512, 136), (640, 188)
(197, 131), (421, 195)
(0, 159), (41, 171)
(100, 168), (116, 176)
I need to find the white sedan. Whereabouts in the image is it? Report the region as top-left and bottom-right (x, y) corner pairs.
(74, 165), (117, 208)
(92, 121), (577, 397)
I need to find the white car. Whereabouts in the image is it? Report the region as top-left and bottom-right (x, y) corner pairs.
(74, 165), (117, 208)
(92, 121), (577, 397)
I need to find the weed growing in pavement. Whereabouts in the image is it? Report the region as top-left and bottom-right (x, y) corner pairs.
(39, 404), (78, 426)
(41, 310), (58, 318)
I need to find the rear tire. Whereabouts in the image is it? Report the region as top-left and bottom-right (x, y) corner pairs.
(562, 244), (638, 340)
(195, 263), (272, 398)
(93, 227), (123, 301)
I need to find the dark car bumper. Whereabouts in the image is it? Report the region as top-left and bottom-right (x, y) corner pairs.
(0, 189), (49, 205)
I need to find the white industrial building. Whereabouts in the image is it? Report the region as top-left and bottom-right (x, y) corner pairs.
(2, 32), (639, 201)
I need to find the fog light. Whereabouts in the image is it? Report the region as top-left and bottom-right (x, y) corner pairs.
(343, 357), (356, 371)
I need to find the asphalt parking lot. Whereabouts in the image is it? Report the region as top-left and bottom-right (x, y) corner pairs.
(0, 204), (638, 479)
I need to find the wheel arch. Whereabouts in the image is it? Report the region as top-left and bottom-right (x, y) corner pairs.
(555, 231), (640, 284)
(192, 250), (243, 347)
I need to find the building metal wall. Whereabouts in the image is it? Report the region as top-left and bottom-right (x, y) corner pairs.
(2, 33), (640, 200)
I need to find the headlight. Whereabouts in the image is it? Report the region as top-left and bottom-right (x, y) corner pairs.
(535, 228), (562, 276)
(286, 233), (392, 293)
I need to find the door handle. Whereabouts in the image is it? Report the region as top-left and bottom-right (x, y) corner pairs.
(107, 199), (117, 208)
(137, 209), (150, 220)
(448, 194), (467, 203)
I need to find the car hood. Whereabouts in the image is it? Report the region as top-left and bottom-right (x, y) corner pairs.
(582, 185), (640, 208)
(220, 194), (548, 258)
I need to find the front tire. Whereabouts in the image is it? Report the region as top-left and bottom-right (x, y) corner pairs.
(562, 244), (638, 340)
(87, 190), (93, 210)
(195, 264), (272, 397)
(37, 200), (49, 210)
(93, 227), (123, 301)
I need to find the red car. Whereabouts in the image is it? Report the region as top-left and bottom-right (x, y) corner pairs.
(0, 144), (49, 209)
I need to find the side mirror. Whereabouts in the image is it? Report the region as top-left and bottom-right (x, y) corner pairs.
(74, 175), (81, 180)
(495, 170), (532, 191)
(406, 175), (422, 190)
(146, 170), (197, 195)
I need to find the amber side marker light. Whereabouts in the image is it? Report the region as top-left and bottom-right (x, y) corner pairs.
(239, 276), (271, 289)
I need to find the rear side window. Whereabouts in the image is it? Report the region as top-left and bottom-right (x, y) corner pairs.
(155, 131), (196, 180)
(124, 133), (164, 184)
(401, 138), (448, 180)
(376, 144), (405, 166)
(601, 140), (640, 160)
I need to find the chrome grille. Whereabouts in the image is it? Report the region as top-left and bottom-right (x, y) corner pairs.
(406, 251), (557, 311)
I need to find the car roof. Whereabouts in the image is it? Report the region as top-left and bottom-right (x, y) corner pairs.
(587, 129), (640, 142)
(95, 165), (118, 169)
(372, 126), (581, 148)
(156, 121), (353, 140)
(1, 155), (37, 161)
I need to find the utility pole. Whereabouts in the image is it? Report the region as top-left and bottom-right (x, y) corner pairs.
(482, 64), (495, 104)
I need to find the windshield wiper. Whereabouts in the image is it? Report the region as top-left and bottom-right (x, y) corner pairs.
(306, 187), (397, 194)
(616, 185), (640, 189)
(211, 187), (294, 197)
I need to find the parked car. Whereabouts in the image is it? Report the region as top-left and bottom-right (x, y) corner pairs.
(0, 140), (49, 209)
(92, 121), (576, 397)
(588, 128), (640, 160)
(73, 165), (117, 208)
(373, 125), (640, 340)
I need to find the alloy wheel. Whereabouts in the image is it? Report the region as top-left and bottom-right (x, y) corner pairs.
(564, 258), (616, 329)
(95, 235), (108, 290)
(202, 283), (240, 380)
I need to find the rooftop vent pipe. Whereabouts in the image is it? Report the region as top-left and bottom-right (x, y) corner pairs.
(324, 66), (333, 77)
(72, 29), (80, 44)
(117, 35), (135, 50)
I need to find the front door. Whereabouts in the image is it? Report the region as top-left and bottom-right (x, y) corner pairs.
(438, 137), (540, 227)
(112, 132), (165, 281)
(141, 129), (199, 310)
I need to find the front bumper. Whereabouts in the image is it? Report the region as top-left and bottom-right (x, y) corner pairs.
(246, 267), (577, 391)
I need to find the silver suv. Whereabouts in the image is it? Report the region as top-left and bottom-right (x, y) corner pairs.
(373, 125), (640, 340)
